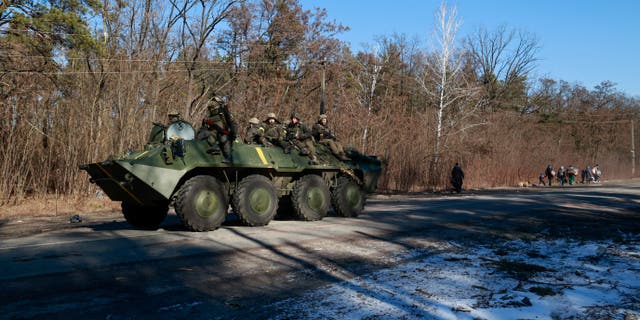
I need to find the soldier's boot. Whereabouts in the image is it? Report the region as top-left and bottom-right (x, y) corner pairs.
(206, 144), (221, 155)
(300, 148), (310, 156)
(283, 145), (291, 154)
(337, 152), (350, 161)
(222, 144), (232, 163)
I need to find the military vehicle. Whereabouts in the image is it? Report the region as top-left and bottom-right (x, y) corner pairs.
(80, 120), (382, 231)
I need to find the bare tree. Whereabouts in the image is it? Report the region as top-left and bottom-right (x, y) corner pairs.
(465, 25), (539, 111)
(417, 2), (464, 171)
(172, 0), (238, 118)
(350, 46), (388, 152)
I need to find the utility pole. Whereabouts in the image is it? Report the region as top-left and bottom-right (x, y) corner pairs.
(320, 60), (326, 115)
(632, 120), (636, 177)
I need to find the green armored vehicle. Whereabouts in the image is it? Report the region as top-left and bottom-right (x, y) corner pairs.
(80, 120), (382, 231)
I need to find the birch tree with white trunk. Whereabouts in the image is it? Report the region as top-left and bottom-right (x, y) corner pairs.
(417, 2), (464, 175)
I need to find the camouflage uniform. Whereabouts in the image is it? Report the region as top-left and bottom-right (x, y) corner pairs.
(262, 113), (287, 149)
(197, 97), (238, 162)
(148, 110), (189, 164)
(312, 114), (349, 161)
(285, 112), (317, 163)
(148, 110), (182, 144)
(244, 117), (270, 146)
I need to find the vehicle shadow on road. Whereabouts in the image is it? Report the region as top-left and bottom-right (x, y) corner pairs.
(2, 184), (639, 319)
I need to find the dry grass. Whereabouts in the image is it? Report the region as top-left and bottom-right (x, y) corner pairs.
(0, 195), (120, 219)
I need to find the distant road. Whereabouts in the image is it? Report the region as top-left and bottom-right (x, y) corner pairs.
(1, 181), (638, 319)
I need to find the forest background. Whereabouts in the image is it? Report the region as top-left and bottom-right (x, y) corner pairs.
(1, 0), (638, 211)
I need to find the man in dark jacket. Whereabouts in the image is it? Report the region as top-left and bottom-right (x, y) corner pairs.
(451, 163), (465, 193)
(545, 164), (555, 186)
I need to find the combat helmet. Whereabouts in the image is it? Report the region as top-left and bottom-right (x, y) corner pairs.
(208, 96), (224, 110)
(290, 112), (301, 120)
(266, 112), (278, 121)
(168, 110), (180, 117)
(318, 114), (328, 123)
(249, 117), (260, 125)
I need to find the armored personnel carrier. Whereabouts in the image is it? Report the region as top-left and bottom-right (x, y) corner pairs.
(80, 120), (382, 231)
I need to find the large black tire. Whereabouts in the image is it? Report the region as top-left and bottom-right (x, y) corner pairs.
(292, 174), (330, 221)
(232, 175), (278, 226)
(121, 202), (168, 230)
(331, 176), (365, 218)
(174, 175), (228, 231)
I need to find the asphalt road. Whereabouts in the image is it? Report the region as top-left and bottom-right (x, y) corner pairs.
(1, 181), (639, 319)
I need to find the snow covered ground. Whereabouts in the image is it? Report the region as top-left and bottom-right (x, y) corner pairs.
(269, 235), (640, 320)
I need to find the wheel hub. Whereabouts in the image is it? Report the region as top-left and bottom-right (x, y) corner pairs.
(249, 188), (272, 215)
(194, 189), (221, 218)
(306, 187), (325, 211)
(345, 185), (361, 208)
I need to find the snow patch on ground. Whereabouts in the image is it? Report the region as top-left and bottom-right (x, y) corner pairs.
(269, 236), (640, 319)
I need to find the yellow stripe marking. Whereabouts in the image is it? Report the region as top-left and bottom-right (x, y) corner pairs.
(134, 150), (150, 160)
(255, 147), (269, 165)
(96, 163), (144, 205)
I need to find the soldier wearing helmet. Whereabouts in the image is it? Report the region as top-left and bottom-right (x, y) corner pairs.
(312, 114), (349, 161)
(261, 112), (287, 149)
(148, 110), (187, 144)
(197, 96), (238, 162)
(147, 110), (193, 164)
(244, 117), (270, 146)
(285, 112), (318, 164)
(167, 110), (181, 124)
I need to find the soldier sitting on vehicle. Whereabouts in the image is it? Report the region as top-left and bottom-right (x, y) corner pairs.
(312, 114), (350, 161)
(285, 112), (318, 164)
(262, 112), (288, 149)
(148, 110), (181, 144)
(147, 110), (194, 164)
(197, 96), (238, 163)
(244, 117), (270, 146)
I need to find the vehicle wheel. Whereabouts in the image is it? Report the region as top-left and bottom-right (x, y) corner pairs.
(121, 202), (168, 230)
(292, 174), (330, 221)
(331, 176), (365, 218)
(232, 175), (278, 226)
(174, 175), (228, 231)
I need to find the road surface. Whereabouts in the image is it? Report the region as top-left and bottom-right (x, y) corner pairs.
(1, 181), (638, 319)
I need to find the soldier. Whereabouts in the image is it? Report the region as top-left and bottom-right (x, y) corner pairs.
(312, 114), (350, 161)
(167, 110), (181, 124)
(244, 117), (270, 146)
(197, 96), (238, 162)
(285, 112), (318, 164)
(147, 110), (189, 164)
(262, 113), (287, 149)
(148, 110), (183, 144)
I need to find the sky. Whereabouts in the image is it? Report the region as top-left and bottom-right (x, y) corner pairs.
(298, 0), (640, 97)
